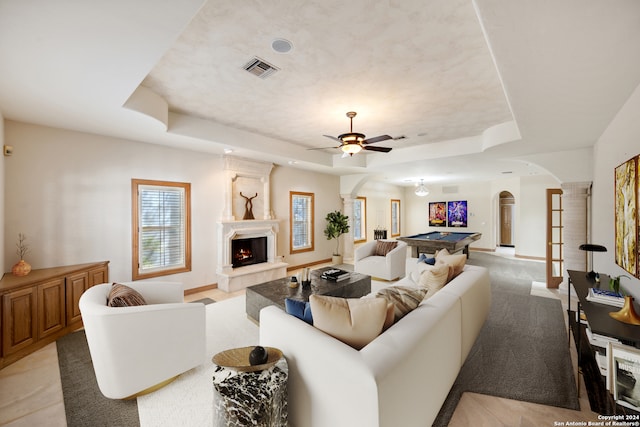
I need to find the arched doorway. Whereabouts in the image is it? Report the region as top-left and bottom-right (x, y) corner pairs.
(499, 191), (515, 247)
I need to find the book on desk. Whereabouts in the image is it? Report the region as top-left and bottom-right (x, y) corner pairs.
(586, 287), (625, 307)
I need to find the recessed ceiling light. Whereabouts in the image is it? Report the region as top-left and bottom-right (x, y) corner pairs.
(288, 160), (297, 165)
(272, 38), (293, 54)
(224, 148), (233, 154)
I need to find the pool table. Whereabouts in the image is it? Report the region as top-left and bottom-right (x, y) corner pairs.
(398, 231), (482, 258)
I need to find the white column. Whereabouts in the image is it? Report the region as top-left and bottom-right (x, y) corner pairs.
(222, 171), (237, 221)
(561, 182), (591, 281)
(341, 194), (355, 264)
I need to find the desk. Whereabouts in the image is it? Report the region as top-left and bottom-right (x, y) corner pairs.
(568, 270), (640, 415)
(568, 270), (640, 348)
(398, 231), (481, 258)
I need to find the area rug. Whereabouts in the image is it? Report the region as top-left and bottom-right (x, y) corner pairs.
(57, 330), (140, 426)
(137, 297), (258, 426)
(432, 252), (579, 426)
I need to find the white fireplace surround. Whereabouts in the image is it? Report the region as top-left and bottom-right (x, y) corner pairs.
(216, 156), (288, 292)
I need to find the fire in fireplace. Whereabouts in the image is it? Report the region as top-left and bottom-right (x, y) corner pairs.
(231, 236), (268, 268)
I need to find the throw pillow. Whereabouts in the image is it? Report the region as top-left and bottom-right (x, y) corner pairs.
(417, 253), (436, 265)
(418, 264), (450, 300)
(375, 240), (398, 256)
(376, 286), (428, 322)
(285, 298), (313, 325)
(435, 249), (466, 280)
(309, 294), (388, 350)
(107, 283), (147, 307)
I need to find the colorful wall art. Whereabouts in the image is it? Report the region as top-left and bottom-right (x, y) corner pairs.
(614, 155), (639, 278)
(428, 202), (447, 227)
(447, 200), (468, 227)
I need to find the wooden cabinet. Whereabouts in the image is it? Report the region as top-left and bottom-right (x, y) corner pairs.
(0, 261), (109, 368)
(2, 287), (37, 356)
(37, 278), (65, 340)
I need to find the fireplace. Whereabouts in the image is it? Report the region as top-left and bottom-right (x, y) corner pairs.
(232, 236), (267, 268)
(216, 156), (288, 292)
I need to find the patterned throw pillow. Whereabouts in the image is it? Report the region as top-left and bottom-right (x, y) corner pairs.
(418, 264), (451, 300)
(376, 286), (428, 322)
(107, 283), (147, 307)
(375, 240), (398, 256)
(309, 295), (388, 350)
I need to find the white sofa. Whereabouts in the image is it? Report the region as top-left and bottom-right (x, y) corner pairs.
(260, 258), (491, 427)
(79, 281), (206, 399)
(354, 239), (408, 280)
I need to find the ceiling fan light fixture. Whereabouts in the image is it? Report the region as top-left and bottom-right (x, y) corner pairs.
(342, 143), (362, 155)
(415, 179), (429, 197)
(339, 132), (365, 143)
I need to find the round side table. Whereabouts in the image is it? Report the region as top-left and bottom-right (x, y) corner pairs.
(212, 347), (288, 427)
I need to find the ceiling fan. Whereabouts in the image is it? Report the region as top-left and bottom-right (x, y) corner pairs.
(311, 112), (394, 156)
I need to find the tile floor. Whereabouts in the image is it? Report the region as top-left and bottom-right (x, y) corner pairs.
(0, 254), (602, 426)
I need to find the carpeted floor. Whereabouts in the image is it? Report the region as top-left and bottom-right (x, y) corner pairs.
(433, 252), (579, 426)
(57, 253), (578, 426)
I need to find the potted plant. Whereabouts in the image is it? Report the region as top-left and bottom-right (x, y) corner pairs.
(609, 274), (630, 295)
(324, 210), (350, 265)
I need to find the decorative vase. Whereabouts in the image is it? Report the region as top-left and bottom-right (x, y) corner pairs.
(12, 259), (32, 277)
(610, 296), (640, 326)
(332, 255), (343, 265)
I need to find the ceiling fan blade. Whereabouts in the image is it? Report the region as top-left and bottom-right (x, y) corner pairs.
(323, 134), (343, 143)
(363, 135), (392, 145)
(363, 145), (392, 153)
(307, 146), (340, 150)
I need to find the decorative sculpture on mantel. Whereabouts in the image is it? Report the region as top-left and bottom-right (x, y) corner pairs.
(240, 192), (257, 220)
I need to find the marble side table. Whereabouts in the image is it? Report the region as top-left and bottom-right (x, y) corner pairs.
(212, 347), (288, 427)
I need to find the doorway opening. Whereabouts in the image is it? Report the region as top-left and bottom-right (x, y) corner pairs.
(499, 191), (515, 248)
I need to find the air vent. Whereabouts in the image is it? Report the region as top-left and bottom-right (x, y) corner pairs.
(442, 185), (459, 194)
(243, 57), (279, 79)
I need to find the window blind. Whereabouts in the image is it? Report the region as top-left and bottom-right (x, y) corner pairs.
(139, 185), (185, 271)
(292, 194), (312, 250)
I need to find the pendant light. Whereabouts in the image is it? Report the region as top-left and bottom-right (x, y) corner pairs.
(415, 179), (429, 197)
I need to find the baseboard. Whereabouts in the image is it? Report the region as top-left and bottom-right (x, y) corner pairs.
(184, 283), (217, 295)
(286, 258), (332, 272)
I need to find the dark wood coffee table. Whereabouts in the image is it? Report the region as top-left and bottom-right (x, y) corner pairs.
(245, 267), (371, 322)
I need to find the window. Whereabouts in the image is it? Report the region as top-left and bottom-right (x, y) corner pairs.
(391, 199), (401, 237)
(290, 192), (314, 253)
(132, 179), (191, 280)
(353, 196), (366, 243)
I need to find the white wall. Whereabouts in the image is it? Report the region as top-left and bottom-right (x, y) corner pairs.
(270, 165), (341, 266)
(354, 180), (405, 241)
(3, 121), (341, 289)
(592, 82), (640, 300)
(0, 114), (4, 273)
(3, 119), (563, 286)
(517, 174), (562, 257)
(400, 175), (557, 259)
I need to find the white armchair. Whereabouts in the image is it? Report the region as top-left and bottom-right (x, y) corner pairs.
(79, 281), (206, 399)
(354, 239), (408, 280)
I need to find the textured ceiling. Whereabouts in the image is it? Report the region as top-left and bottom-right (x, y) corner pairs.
(1, 0), (640, 185)
(142, 0), (513, 151)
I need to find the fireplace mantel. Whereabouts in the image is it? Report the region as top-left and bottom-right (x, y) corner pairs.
(216, 157), (287, 292)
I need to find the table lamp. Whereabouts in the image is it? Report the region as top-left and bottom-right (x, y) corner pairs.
(578, 243), (607, 278)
